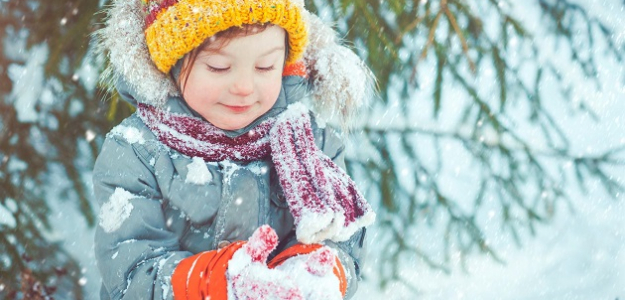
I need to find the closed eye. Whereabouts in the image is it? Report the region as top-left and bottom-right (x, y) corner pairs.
(256, 66), (276, 72)
(207, 65), (230, 73)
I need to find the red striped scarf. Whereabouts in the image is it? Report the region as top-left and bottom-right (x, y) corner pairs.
(137, 102), (375, 244)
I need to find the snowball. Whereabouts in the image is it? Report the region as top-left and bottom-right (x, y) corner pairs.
(110, 125), (145, 144)
(185, 157), (213, 185)
(275, 253), (342, 300)
(227, 248), (253, 275)
(99, 188), (137, 233)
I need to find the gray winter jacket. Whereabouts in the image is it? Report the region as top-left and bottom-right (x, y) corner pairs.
(93, 76), (366, 300)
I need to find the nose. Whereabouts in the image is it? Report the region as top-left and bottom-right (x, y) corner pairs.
(230, 70), (254, 97)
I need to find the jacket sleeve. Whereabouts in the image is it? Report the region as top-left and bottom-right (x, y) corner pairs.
(93, 126), (190, 300)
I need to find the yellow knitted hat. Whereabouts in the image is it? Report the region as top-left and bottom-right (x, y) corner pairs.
(143, 0), (308, 74)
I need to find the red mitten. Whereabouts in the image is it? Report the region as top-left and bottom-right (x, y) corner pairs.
(269, 243), (347, 300)
(172, 225), (301, 300)
(173, 226), (342, 300)
(171, 239), (245, 300)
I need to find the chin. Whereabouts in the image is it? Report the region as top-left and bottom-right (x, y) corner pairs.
(215, 120), (250, 131)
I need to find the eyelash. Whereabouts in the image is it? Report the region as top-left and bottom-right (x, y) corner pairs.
(256, 66), (275, 72)
(207, 66), (229, 73)
(206, 65), (276, 73)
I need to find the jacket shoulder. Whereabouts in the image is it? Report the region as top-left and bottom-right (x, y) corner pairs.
(95, 114), (167, 177)
(106, 113), (156, 144)
(106, 113), (166, 158)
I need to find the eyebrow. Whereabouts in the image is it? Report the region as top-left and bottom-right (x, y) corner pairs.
(200, 45), (285, 58)
(258, 46), (286, 57)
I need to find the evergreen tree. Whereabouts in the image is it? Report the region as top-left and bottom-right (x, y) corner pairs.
(305, 0), (625, 290)
(0, 0), (623, 298)
(0, 1), (131, 298)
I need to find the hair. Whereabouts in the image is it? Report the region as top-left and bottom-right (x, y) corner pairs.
(177, 23), (289, 93)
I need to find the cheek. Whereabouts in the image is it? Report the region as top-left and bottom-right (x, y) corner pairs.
(263, 77), (283, 101)
(181, 71), (202, 100)
(182, 84), (203, 106)
(183, 73), (221, 103)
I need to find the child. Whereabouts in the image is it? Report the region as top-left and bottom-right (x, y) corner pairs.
(93, 0), (375, 299)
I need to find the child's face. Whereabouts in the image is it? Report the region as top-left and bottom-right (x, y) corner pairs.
(180, 26), (286, 130)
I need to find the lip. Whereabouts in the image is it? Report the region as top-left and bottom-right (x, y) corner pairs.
(222, 104), (252, 113)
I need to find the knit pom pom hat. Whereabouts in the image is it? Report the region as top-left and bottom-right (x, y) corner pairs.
(95, 0), (375, 126)
(142, 0), (308, 74)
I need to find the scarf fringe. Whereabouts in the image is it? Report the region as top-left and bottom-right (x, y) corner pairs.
(270, 103), (375, 243)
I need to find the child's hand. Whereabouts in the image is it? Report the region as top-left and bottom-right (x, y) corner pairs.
(227, 225), (304, 300)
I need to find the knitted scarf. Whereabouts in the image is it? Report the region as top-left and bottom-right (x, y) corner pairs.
(137, 102), (375, 244)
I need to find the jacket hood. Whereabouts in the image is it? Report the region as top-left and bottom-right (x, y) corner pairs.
(94, 0), (375, 126)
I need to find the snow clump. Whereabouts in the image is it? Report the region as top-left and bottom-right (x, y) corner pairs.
(185, 157), (213, 185)
(99, 187), (138, 233)
(110, 125), (145, 144)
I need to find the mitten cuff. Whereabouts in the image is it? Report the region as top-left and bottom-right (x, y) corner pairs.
(172, 242), (246, 300)
(268, 243), (348, 297)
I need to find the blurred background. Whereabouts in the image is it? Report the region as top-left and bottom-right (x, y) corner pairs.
(1, 0), (624, 299)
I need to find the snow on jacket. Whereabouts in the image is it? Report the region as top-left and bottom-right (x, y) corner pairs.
(93, 75), (366, 300)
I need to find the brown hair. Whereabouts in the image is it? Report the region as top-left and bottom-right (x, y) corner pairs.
(177, 23), (288, 92)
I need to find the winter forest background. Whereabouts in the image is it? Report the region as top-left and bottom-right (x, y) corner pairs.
(1, 0), (624, 299)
